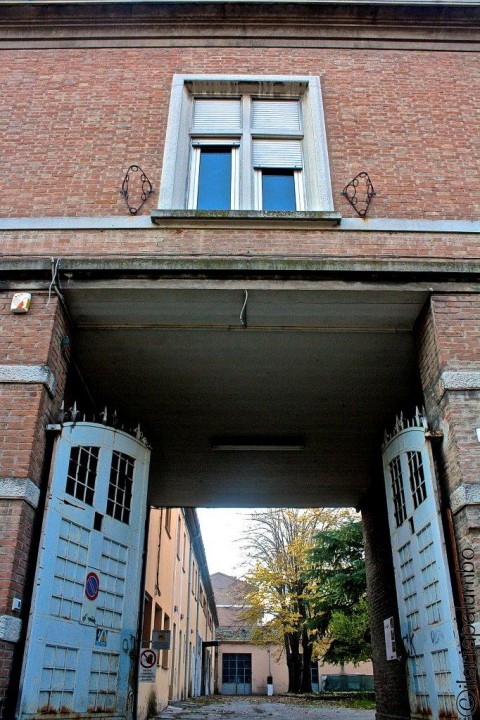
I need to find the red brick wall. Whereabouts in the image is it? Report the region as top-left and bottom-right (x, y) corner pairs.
(0, 228), (478, 260)
(0, 293), (70, 716)
(0, 293), (69, 481)
(416, 295), (480, 677)
(361, 482), (410, 720)
(0, 47), (478, 222)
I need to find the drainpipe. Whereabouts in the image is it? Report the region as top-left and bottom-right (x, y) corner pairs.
(195, 567), (201, 695)
(184, 536), (193, 698)
(426, 432), (480, 716)
(134, 504), (151, 720)
(155, 507), (163, 596)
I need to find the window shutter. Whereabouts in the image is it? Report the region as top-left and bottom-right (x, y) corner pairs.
(193, 99), (242, 131)
(252, 139), (303, 169)
(252, 100), (301, 132)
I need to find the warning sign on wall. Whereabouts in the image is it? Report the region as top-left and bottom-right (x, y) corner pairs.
(139, 648), (158, 682)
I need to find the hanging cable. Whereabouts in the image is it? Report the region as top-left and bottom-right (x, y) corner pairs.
(47, 257), (60, 306)
(240, 290), (248, 329)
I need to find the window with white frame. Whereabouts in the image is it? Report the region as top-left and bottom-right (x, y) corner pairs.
(158, 75), (334, 213)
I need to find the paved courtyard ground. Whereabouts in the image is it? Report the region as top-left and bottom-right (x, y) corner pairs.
(156, 696), (376, 720)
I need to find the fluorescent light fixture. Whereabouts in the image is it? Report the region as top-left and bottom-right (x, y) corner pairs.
(211, 436), (304, 451)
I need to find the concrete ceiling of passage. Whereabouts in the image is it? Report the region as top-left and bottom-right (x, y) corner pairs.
(65, 284), (427, 507)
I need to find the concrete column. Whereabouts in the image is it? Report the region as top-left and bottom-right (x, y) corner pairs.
(0, 292), (70, 719)
(361, 479), (410, 720)
(416, 295), (480, 682)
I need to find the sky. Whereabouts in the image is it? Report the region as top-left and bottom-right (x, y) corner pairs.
(197, 508), (256, 578)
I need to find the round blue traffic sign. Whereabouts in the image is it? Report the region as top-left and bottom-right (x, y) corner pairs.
(85, 571), (100, 601)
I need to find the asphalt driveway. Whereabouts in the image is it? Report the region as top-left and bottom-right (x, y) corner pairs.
(156, 696), (376, 720)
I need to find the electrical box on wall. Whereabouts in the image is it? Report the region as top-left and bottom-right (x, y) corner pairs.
(384, 616), (397, 660)
(11, 292), (32, 314)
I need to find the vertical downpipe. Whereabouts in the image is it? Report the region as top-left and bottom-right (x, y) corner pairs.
(133, 504), (151, 720)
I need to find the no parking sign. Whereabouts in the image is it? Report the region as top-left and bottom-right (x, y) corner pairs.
(85, 572), (100, 600)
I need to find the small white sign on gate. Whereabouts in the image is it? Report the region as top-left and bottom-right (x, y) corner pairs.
(139, 648), (158, 682)
(383, 616), (397, 660)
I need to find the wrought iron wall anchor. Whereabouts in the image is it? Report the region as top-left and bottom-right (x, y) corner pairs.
(342, 172), (375, 218)
(120, 165), (153, 214)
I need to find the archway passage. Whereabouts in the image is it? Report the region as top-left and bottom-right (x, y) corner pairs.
(66, 283), (426, 508)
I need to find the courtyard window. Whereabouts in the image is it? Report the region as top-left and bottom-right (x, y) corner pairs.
(158, 75), (334, 214)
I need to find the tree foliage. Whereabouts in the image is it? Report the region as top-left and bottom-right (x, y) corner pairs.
(240, 508), (350, 693)
(240, 512), (371, 693)
(305, 519), (371, 666)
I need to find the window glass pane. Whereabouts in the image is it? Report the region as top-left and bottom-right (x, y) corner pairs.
(262, 170), (296, 211)
(197, 147), (231, 210)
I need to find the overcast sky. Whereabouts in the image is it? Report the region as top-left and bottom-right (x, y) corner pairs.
(197, 508), (255, 578)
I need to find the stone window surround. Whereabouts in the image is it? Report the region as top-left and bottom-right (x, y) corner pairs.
(158, 74), (335, 215)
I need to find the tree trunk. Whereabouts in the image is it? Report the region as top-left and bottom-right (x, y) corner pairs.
(284, 632), (302, 692)
(300, 628), (313, 693)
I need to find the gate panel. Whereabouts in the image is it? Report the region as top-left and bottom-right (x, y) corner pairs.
(17, 422), (150, 720)
(382, 413), (468, 719)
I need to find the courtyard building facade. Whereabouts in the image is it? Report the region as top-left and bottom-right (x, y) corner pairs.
(138, 508), (217, 717)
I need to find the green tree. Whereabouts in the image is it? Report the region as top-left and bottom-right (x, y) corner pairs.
(305, 519), (371, 666)
(240, 509), (349, 693)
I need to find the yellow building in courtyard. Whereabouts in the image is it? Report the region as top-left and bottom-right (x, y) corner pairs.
(138, 508), (217, 717)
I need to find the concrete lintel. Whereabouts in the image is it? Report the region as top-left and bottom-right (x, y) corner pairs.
(151, 209), (342, 228)
(1, 215), (480, 233)
(3, 255), (480, 278)
(0, 615), (22, 644)
(441, 370), (480, 393)
(0, 364), (56, 397)
(0, 477), (40, 509)
(450, 482), (480, 514)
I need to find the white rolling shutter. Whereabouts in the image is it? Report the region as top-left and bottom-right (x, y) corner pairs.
(252, 100), (301, 132)
(193, 99), (242, 131)
(252, 139), (303, 169)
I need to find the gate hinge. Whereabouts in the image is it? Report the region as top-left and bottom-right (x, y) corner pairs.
(425, 429), (443, 441)
(46, 423), (62, 433)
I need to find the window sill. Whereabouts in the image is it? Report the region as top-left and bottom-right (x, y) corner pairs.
(151, 209), (342, 229)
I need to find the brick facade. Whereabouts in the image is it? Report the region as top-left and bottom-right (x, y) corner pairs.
(0, 294), (70, 718)
(0, 45), (478, 222)
(417, 296), (480, 678)
(361, 482), (410, 720)
(0, 2), (479, 717)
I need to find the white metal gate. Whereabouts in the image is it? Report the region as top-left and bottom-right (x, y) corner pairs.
(17, 422), (150, 720)
(382, 412), (469, 719)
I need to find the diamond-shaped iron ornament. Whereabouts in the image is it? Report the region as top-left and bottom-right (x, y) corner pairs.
(120, 165), (153, 215)
(342, 172), (375, 218)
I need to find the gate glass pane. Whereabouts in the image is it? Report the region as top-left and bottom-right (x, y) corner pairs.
(389, 455), (407, 526)
(411, 654), (429, 712)
(107, 451), (134, 524)
(66, 446), (99, 505)
(399, 541), (419, 632)
(51, 518), (90, 621)
(96, 537), (128, 629)
(432, 650), (456, 715)
(88, 652), (119, 711)
(407, 451), (427, 509)
(39, 645), (77, 712)
(418, 523), (442, 624)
